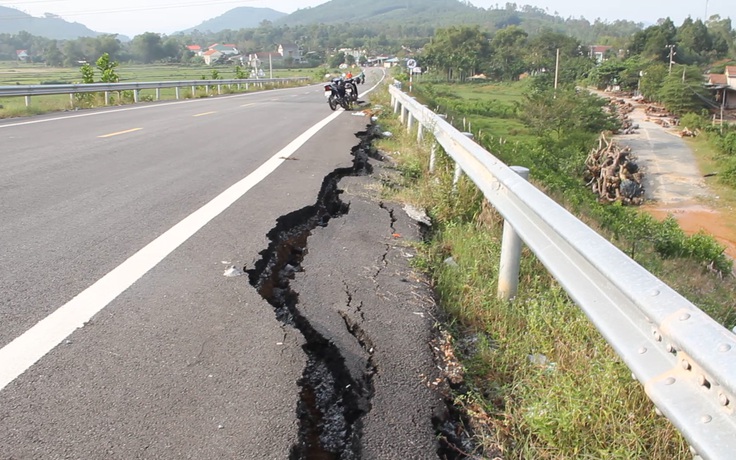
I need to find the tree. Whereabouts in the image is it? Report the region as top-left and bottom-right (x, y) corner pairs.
(63, 40), (88, 67)
(131, 32), (165, 64)
(522, 87), (618, 138)
(96, 53), (119, 83)
(328, 51), (345, 67)
(488, 25), (528, 80)
(629, 18), (678, 62)
(525, 29), (582, 75)
(43, 40), (64, 67)
(676, 18), (712, 63)
(639, 62), (668, 101)
(93, 34), (121, 60)
(79, 62), (94, 84)
(657, 65), (707, 115)
(589, 59), (627, 89)
(422, 26), (490, 81)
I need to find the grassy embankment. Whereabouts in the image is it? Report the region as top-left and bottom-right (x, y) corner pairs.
(0, 62), (317, 118)
(371, 79), (736, 459)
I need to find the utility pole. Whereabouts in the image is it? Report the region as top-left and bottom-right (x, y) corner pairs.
(666, 44), (676, 73)
(705, 0), (709, 21)
(553, 48), (560, 97)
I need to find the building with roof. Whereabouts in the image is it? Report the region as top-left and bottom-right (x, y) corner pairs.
(706, 66), (736, 110)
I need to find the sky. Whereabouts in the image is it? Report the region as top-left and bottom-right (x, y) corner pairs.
(0, 0), (735, 37)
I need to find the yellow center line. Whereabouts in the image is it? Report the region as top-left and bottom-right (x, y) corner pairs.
(193, 111), (217, 117)
(98, 128), (142, 138)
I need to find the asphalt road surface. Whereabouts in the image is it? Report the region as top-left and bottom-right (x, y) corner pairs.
(616, 102), (712, 205)
(0, 70), (447, 458)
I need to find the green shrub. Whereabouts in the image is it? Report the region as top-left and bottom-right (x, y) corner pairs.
(679, 112), (706, 130)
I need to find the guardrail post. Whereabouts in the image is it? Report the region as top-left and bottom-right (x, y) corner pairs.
(430, 114), (447, 174)
(133, 90), (139, 103)
(69, 93), (74, 108)
(497, 166), (530, 301)
(24, 95), (31, 107)
(416, 107), (424, 142)
(217, 84), (222, 95)
(407, 113), (414, 132)
(175, 87), (180, 100)
(155, 88), (160, 101)
(453, 132), (473, 189)
(400, 105), (407, 124)
(191, 85), (196, 96)
(453, 163), (463, 188)
(104, 91), (110, 106)
(246, 83), (250, 91)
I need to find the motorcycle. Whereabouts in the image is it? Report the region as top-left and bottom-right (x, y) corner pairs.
(344, 77), (359, 103)
(324, 77), (352, 111)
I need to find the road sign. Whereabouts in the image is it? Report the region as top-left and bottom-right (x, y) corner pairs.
(406, 59), (417, 69)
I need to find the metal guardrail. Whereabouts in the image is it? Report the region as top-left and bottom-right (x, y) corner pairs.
(0, 77), (309, 106)
(390, 85), (736, 460)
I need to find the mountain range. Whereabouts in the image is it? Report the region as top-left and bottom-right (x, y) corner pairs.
(277, 0), (481, 26)
(0, 0), (643, 41)
(0, 6), (101, 39)
(181, 7), (287, 33)
(0, 0), (482, 39)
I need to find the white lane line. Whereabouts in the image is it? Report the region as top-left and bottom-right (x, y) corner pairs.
(0, 109), (344, 392)
(0, 85), (323, 130)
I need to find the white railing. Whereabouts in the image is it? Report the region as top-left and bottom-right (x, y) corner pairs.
(0, 77), (309, 107)
(390, 85), (736, 460)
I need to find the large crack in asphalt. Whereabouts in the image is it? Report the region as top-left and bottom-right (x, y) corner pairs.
(247, 123), (478, 459)
(247, 126), (379, 459)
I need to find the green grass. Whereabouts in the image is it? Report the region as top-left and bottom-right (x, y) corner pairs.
(0, 62), (318, 85)
(368, 81), (729, 458)
(0, 62), (317, 118)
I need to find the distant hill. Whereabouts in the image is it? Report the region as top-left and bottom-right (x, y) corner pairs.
(277, 0), (481, 26)
(270, 0), (640, 44)
(0, 6), (102, 39)
(181, 7), (287, 33)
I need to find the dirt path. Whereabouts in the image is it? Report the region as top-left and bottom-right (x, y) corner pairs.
(606, 93), (736, 259)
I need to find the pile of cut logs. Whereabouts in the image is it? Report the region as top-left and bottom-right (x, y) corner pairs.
(585, 134), (645, 205)
(645, 105), (678, 128)
(609, 98), (638, 134)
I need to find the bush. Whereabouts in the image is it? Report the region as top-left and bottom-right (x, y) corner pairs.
(679, 112), (706, 130)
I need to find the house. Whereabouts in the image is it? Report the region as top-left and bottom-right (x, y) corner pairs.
(589, 45), (613, 64)
(202, 49), (223, 65)
(186, 45), (202, 56)
(278, 43), (302, 63)
(339, 48), (364, 63)
(366, 55), (390, 67)
(208, 43), (239, 55)
(383, 57), (401, 68)
(16, 50), (29, 62)
(705, 67), (736, 109)
(727, 66), (736, 87)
